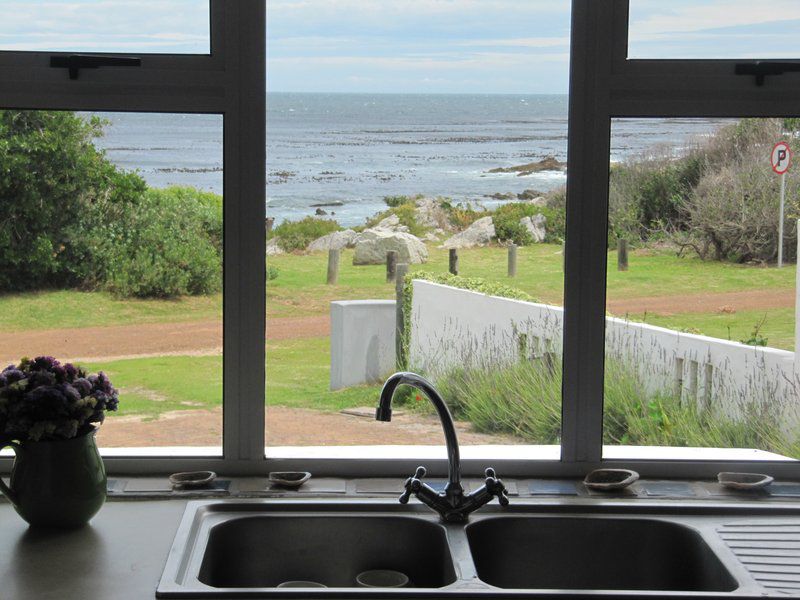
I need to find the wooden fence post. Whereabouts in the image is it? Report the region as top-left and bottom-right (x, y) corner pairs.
(617, 239), (629, 272)
(449, 248), (459, 276)
(386, 250), (398, 283)
(508, 244), (518, 278)
(326, 249), (340, 285)
(395, 263), (409, 370)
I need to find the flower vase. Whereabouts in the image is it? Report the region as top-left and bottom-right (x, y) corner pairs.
(0, 430), (106, 528)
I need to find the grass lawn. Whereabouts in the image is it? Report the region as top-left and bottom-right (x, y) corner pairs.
(89, 337), (380, 419)
(3, 245), (796, 351)
(639, 307), (795, 351)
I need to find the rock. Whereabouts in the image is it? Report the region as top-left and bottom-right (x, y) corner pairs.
(442, 216), (495, 249)
(520, 214), (547, 243)
(488, 156), (566, 176)
(528, 197), (547, 207)
(374, 213), (410, 233)
(414, 197), (451, 230)
(353, 230), (428, 265)
(266, 238), (284, 256)
(311, 201), (345, 207)
(315, 208), (328, 216)
(485, 192), (516, 201)
(307, 229), (358, 252)
(517, 189), (544, 201)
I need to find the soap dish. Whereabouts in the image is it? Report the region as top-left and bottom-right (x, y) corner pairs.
(583, 468), (639, 491)
(718, 472), (773, 491)
(169, 471), (217, 489)
(269, 471), (311, 488)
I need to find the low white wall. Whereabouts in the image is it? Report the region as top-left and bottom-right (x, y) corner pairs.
(409, 281), (799, 427)
(330, 300), (396, 390)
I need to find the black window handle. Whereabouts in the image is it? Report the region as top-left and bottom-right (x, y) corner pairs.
(735, 61), (800, 86)
(50, 54), (142, 80)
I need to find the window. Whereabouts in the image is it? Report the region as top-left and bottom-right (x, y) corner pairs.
(3, 1), (798, 478)
(628, 1), (800, 60)
(264, 1), (571, 462)
(0, 1), (211, 54)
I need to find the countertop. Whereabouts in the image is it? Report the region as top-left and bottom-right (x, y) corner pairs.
(0, 500), (187, 600)
(4, 477), (800, 600)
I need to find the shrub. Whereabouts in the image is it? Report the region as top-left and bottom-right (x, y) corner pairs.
(383, 194), (420, 208)
(676, 156), (799, 263)
(101, 188), (222, 298)
(365, 202), (428, 237)
(429, 355), (799, 458)
(0, 110), (146, 291)
(491, 202), (564, 245)
(272, 216), (340, 252)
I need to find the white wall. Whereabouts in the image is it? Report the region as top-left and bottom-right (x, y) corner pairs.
(330, 300), (396, 390)
(409, 281), (799, 427)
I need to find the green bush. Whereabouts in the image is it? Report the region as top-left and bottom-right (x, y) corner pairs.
(0, 110), (146, 290)
(365, 202), (428, 237)
(383, 194), (420, 208)
(272, 216), (340, 252)
(101, 187), (222, 298)
(430, 355), (799, 458)
(491, 202), (564, 245)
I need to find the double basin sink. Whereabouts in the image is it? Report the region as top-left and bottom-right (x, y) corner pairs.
(158, 499), (787, 597)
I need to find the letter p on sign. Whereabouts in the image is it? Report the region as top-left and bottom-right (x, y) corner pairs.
(772, 141), (792, 175)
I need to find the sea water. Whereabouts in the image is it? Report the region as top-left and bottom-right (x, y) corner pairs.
(90, 93), (728, 228)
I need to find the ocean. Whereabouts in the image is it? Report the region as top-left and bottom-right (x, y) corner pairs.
(90, 93), (729, 228)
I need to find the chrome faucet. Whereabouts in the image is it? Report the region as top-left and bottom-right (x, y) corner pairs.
(376, 372), (509, 522)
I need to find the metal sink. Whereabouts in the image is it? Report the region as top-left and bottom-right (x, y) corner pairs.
(466, 516), (737, 592)
(158, 499), (796, 598)
(198, 514), (456, 589)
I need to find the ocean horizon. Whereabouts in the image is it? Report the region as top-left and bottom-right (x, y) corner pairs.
(89, 93), (730, 227)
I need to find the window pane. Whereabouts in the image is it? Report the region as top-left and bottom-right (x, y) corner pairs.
(265, 1), (571, 458)
(0, 1), (210, 54)
(603, 117), (799, 462)
(0, 110), (223, 451)
(628, 1), (800, 59)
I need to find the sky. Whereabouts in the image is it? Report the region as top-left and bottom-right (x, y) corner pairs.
(0, 1), (798, 94)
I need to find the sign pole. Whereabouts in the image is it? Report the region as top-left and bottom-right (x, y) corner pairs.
(779, 171), (786, 268)
(771, 141), (792, 268)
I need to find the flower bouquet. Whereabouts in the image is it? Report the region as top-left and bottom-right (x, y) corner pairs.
(0, 356), (119, 528)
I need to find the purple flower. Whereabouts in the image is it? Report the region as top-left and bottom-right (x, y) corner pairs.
(72, 378), (92, 397)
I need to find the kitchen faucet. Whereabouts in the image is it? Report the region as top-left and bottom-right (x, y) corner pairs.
(376, 372), (509, 522)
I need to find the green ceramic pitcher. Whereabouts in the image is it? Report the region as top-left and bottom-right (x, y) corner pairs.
(0, 430), (107, 528)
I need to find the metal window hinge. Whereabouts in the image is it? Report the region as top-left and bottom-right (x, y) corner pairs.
(50, 54), (142, 80)
(735, 61), (800, 87)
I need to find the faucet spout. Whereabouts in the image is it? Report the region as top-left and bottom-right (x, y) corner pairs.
(376, 372), (509, 522)
(377, 372), (461, 490)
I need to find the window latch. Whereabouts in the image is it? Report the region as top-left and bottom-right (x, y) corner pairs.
(50, 54), (142, 80)
(735, 61), (800, 87)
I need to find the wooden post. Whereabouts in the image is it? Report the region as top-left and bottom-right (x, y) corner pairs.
(395, 263), (409, 370)
(688, 360), (699, 404)
(703, 363), (714, 410)
(386, 250), (398, 283)
(326, 249), (340, 285)
(674, 357), (684, 405)
(508, 244), (518, 278)
(617, 239), (629, 272)
(448, 248), (459, 276)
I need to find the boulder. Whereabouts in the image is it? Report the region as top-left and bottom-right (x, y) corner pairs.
(414, 197), (451, 230)
(374, 213), (409, 233)
(353, 230), (428, 265)
(520, 214), (547, 243)
(307, 229), (358, 252)
(442, 216), (495, 249)
(266, 238), (284, 256)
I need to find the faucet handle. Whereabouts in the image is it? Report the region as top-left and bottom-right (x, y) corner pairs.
(399, 466), (427, 504)
(484, 467), (510, 507)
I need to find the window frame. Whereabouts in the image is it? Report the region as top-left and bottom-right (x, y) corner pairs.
(1, 0), (798, 480)
(0, 0), (266, 475)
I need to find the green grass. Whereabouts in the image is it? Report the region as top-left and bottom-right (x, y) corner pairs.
(0, 290), (221, 333)
(2, 246), (795, 329)
(88, 337), (379, 419)
(634, 308), (796, 351)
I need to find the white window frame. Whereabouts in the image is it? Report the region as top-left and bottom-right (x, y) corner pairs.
(0, 0), (266, 475)
(1, 0), (798, 480)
